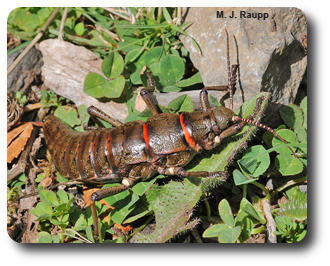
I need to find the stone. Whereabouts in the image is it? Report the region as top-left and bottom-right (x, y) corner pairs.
(38, 39), (128, 122)
(179, 7), (307, 126)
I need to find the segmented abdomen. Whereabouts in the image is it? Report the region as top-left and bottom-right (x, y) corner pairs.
(43, 111), (215, 183)
(43, 116), (148, 183)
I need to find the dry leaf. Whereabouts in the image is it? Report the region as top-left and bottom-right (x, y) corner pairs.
(114, 223), (133, 234)
(40, 176), (53, 188)
(23, 102), (42, 112)
(7, 123), (34, 163)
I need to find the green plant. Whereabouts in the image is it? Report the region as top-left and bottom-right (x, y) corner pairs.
(203, 199), (243, 243)
(30, 189), (111, 243)
(13, 91), (29, 106)
(274, 216), (306, 243)
(40, 89), (66, 108)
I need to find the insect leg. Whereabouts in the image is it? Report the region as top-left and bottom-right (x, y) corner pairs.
(90, 177), (135, 240)
(140, 88), (159, 116)
(87, 106), (123, 127)
(200, 88), (211, 112)
(156, 166), (228, 180)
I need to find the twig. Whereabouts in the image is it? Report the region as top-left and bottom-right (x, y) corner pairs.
(126, 8), (135, 24)
(135, 7), (145, 20)
(95, 24), (120, 41)
(58, 7), (68, 41)
(173, 7), (182, 25)
(64, 229), (92, 243)
(7, 7), (61, 76)
(262, 199), (277, 243)
(102, 7), (130, 21)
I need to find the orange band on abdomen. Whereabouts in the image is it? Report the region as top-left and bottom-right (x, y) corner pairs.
(180, 113), (196, 149)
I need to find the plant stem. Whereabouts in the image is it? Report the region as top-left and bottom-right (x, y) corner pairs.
(270, 176), (307, 199)
(251, 181), (271, 202)
(251, 225), (266, 235)
(202, 194), (211, 220)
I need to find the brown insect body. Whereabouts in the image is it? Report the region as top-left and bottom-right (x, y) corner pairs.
(43, 106), (235, 186)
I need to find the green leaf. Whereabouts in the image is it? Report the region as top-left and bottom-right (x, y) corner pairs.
(275, 154), (304, 176)
(102, 52), (124, 79)
(238, 145), (270, 177)
(162, 7), (172, 23)
(168, 94), (194, 113)
(160, 55), (185, 83)
(218, 225), (242, 243)
(125, 111), (141, 123)
(294, 126), (307, 154)
(233, 169), (258, 186)
(280, 104), (304, 129)
(50, 218), (69, 228)
(115, 21), (142, 44)
(30, 202), (53, 220)
(209, 95), (221, 107)
(56, 189), (68, 203)
(132, 178), (158, 196)
(73, 215), (85, 231)
(240, 198), (265, 224)
(74, 22), (85, 36)
(145, 46), (164, 66)
(300, 96), (307, 129)
(39, 190), (57, 206)
(218, 199), (235, 228)
(85, 225), (95, 243)
(77, 104), (90, 126)
(126, 50), (147, 84)
(102, 184), (139, 225)
(83, 72), (105, 98)
(176, 72), (203, 88)
(272, 129), (298, 154)
(170, 23), (201, 53)
(278, 188), (307, 222)
(14, 9), (40, 32)
(101, 75), (125, 98)
(203, 224), (225, 238)
(54, 106), (81, 128)
(130, 177), (203, 243)
(162, 85), (181, 92)
(38, 232), (53, 243)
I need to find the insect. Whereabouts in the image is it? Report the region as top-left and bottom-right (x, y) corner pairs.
(42, 30), (294, 240)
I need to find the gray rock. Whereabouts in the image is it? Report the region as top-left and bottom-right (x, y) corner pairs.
(39, 39), (128, 122)
(180, 7), (307, 126)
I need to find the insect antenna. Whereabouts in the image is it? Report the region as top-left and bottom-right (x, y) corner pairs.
(232, 116), (297, 157)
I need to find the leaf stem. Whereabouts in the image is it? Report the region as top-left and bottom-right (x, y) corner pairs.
(202, 194), (211, 219)
(270, 176), (307, 199)
(251, 181), (271, 202)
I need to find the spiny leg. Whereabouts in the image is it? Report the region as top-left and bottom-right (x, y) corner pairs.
(156, 165), (228, 179)
(225, 29), (234, 110)
(203, 31), (239, 110)
(90, 177), (135, 240)
(87, 106), (123, 127)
